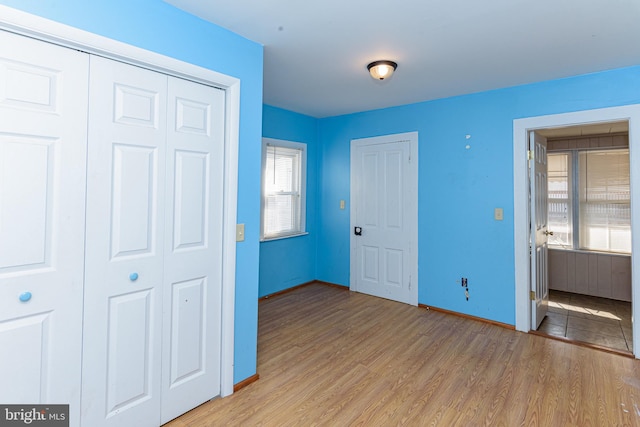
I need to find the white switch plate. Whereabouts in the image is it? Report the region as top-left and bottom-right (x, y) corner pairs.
(494, 208), (504, 221)
(236, 223), (245, 241)
(340, 200), (345, 210)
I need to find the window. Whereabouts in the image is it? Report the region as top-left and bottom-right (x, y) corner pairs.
(547, 148), (630, 253)
(548, 153), (572, 247)
(578, 150), (630, 252)
(261, 138), (307, 240)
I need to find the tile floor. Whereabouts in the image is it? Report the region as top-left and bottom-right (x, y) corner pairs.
(537, 290), (632, 353)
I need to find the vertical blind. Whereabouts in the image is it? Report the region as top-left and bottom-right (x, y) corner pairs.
(263, 144), (302, 238)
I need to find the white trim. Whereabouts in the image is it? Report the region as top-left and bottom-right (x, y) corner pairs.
(260, 232), (309, 243)
(221, 82), (240, 397)
(0, 5), (239, 394)
(0, 5), (237, 90)
(513, 105), (640, 358)
(350, 131), (419, 306)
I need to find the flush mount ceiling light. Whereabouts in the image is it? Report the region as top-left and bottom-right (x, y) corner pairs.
(367, 60), (397, 80)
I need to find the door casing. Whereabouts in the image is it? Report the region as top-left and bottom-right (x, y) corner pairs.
(513, 105), (640, 358)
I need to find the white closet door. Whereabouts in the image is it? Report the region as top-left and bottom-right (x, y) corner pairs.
(161, 77), (225, 423)
(0, 31), (88, 426)
(82, 56), (167, 427)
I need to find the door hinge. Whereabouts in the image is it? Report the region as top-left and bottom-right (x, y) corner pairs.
(408, 274), (412, 290)
(527, 150), (534, 160)
(530, 291), (536, 301)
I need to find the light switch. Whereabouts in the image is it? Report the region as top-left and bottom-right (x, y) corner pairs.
(340, 200), (345, 210)
(236, 224), (245, 242)
(494, 208), (504, 221)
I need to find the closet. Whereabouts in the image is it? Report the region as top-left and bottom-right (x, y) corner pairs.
(0, 29), (226, 427)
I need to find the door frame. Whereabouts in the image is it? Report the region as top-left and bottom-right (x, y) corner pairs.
(513, 105), (640, 358)
(0, 6), (240, 395)
(349, 131), (419, 305)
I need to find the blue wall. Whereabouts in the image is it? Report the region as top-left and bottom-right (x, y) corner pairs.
(10, 0), (640, 381)
(259, 105), (319, 297)
(0, 0), (263, 383)
(316, 66), (640, 325)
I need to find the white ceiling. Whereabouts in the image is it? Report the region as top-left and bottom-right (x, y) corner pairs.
(166, 0), (640, 118)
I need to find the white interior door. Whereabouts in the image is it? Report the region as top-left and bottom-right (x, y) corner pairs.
(0, 31), (88, 426)
(160, 76), (225, 423)
(530, 131), (550, 329)
(82, 56), (167, 427)
(350, 132), (418, 306)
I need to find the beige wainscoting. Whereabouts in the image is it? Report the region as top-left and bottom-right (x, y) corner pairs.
(548, 248), (631, 301)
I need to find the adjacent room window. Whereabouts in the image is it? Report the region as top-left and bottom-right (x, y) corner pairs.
(548, 148), (630, 253)
(547, 153), (572, 247)
(261, 138), (307, 240)
(578, 149), (630, 252)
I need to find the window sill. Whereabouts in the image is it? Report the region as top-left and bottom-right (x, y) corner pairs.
(548, 247), (631, 257)
(260, 232), (309, 243)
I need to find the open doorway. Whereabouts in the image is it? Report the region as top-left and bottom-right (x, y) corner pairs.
(535, 123), (632, 353)
(513, 105), (640, 359)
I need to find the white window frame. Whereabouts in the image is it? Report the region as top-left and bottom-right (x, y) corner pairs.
(260, 138), (307, 241)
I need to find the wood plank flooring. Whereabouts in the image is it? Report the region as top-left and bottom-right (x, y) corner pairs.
(166, 283), (640, 426)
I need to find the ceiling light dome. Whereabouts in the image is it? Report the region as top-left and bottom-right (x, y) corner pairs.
(367, 60), (397, 80)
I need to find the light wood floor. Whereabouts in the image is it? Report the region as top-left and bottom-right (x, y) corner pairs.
(166, 283), (640, 426)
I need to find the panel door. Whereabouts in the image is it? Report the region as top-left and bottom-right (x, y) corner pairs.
(160, 76), (225, 424)
(351, 135), (418, 306)
(82, 56), (167, 427)
(0, 30), (88, 426)
(530, 131), (550, 329)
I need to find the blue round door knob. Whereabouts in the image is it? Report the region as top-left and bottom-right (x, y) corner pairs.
(129, 272), (139, 281)
(19, 291), (32, 302)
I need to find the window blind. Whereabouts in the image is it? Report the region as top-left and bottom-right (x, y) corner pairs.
(263, 144), (302, 238)
(547, 153), (572, 247)
(578, 149), (630, 253)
